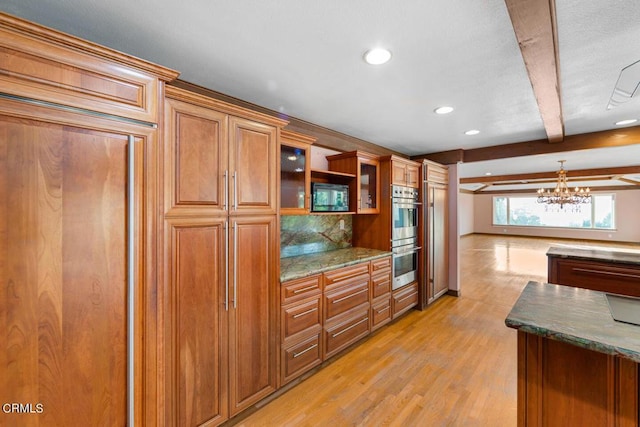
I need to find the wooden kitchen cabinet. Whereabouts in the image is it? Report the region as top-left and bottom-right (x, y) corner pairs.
(421, 160), (449, 307)
(371, 257), (392, 331)
(165, 86), (280, 217)
(0, 13), (178, 427)
(548, 252), (640, 297)
(280, 130), (315, 214)
(327, 150), (381, 213)
(392, 282), (419, 319)
(163, 87), (286, 425)
(389, 156), (420, 188)
(280, 275), (323, 385)
(228, 216), (279, 416)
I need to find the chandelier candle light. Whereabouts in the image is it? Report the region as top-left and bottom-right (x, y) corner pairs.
(536, 160), (591, 209)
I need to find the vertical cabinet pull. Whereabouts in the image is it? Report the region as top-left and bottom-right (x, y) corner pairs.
(223, 170), (228, 211)
(233, 221), (238, 308)
(233, 171), (238, 211)
(224, 221), (229, 311)
(126, 135), (135, 427)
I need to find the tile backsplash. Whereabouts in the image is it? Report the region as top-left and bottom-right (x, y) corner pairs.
(281, 215), (352, 258)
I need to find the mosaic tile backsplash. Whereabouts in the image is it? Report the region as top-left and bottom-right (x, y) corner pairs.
(281, 215), (352, 258)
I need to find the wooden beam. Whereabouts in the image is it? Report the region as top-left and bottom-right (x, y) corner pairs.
(505, 0), (564, 142)
(411, 149), (464, 165)
(461, 166), (640, 184)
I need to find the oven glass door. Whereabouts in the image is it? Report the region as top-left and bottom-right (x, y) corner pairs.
(393, 247), (419, 290)
(392, 202), (418, 241)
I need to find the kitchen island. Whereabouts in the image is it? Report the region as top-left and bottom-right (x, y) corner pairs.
(506, 281), (640, 426)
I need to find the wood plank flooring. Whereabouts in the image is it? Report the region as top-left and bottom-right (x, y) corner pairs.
(234, 234), (640, 426)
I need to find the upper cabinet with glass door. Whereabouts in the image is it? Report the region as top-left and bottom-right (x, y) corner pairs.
(280, 130), (316, 214)
(327, 151), (380, 214)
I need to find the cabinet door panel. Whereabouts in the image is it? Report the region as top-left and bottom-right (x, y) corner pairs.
(168, 219), (228, 426)
(391, 163), (407, 186)
(432, 185), (449, 296)
(229, 117), (276, 214)
(229, 216), (277, 415)
(0, 115), (135, 426)
(165, 97), (227, 213)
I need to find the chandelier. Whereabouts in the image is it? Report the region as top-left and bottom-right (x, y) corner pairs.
(536, 160), (591, 209)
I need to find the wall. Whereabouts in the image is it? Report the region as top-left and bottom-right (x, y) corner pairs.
(458, 192), (475, 236)
(281, 214), (352, 257)
(473, 189), (640, 243)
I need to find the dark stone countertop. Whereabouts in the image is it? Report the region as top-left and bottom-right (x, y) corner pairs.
(505, 281), (640, 363)
(547, 245), (640, 266)
(280, 247), (392, 283)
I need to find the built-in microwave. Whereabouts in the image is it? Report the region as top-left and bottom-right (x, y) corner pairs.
(311, 183), (349, 212)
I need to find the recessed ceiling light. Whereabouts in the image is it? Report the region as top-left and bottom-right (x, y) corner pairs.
(464, 129), (480, 135)
(363, 48), (392, 65)
(615, 119), (637, 126)
(485, 172), (492, 176)
(434, 106), (454, 115)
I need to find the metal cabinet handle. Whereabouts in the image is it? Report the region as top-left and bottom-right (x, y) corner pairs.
(233, 171), (238, 211)
(332, 317), (369, 338)
(293, 285), (318, 294)
(223, 170), (228, 211)
(397, 292), (417, 304)
(293, 343), (318, 358)
(224, 221), (229, 311)
(233, 221), (238, 308)
(331, 287), (367, 304)
(293, 307), (318, 319)
(572, 267), (640, 280)
(376, 306), (390, 314)
(126, 135), (135, 427)
(376, 280), (389, 288)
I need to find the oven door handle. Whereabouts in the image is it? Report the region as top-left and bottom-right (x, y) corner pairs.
(393, 246), (422, 255)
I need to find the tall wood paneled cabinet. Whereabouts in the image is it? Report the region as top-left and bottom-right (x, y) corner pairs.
(163, 86), (287, 426)
(420, 160), (449, 308)
(0, 12), (179, 427)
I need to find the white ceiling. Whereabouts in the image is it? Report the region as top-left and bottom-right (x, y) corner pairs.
(2, 0), (640, 179)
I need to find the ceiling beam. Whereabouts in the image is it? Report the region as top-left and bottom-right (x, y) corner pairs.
(460, 165), (640, 184)
(472, 184), (639, 195)
(504, 0), (564, 143)
(412, 126), (640, 164)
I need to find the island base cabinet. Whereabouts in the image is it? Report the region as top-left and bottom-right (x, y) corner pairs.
(517, 331), (639, 427)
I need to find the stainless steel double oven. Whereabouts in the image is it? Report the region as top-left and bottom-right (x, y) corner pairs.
(391, 185), (420, 290)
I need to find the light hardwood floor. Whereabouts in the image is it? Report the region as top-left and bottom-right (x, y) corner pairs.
(235, 234), (639, 427)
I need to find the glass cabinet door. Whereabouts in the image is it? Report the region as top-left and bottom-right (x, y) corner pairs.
(280, 130), (315, 214)
(358, 159), (379, 214)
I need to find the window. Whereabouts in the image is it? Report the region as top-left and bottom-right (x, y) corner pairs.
(492, 195), (615, 229)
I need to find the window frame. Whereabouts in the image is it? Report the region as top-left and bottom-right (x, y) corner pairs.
(491, 194), (616, 230)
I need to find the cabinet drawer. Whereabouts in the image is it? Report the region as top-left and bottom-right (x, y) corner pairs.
(371, 256), (392, 273)
(324, 279), (370, 321)
(371, 272), (392, 299)
(282, 275), (322, 304)
(392, 283), (419, 319)
(371, 297), (391, 331)
(552, 259), (640, 297)
(324, 263), (370, 289)
(324, 309), (370, 359)
(282, 296), (322, 340)
(282, 333), (322, 385)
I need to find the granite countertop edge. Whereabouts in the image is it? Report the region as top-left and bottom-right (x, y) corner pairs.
(505, 318), (640, 363)
(505, 281), (640, 364)
(280, 247), (393, 283)
(546, 246), (640, 266)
